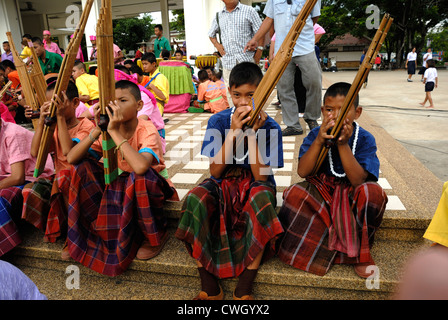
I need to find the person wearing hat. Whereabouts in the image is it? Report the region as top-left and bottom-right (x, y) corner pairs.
(43, 30), (62, 55)
(89, 36), (97, 61)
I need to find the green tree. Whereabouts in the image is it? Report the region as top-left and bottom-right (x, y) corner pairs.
(170, 9), (185, 37)
(113, 14), (154, 53)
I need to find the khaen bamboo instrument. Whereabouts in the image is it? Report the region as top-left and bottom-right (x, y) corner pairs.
(96, 0), (119, 185)
(6, 32), (41, 129)
(29, 45), (48, 106)
(246, 0), (319, 127)
(33, 0), (94, 178)
(310, 14), (393, 176)
(0, 81), (12, 100)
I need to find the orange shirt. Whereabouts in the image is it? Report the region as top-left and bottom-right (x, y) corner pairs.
(108, 119), (166, 176)
(197, 80), (229, 113)
(52, 118), (101, 173)
(8, 71), (21, 90)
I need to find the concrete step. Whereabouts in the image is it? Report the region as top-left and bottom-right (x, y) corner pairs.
(4, 224), (430, 300)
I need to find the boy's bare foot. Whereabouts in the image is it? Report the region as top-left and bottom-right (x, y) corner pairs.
(426, 105), (434, 109)
(419, 102), (425, 106)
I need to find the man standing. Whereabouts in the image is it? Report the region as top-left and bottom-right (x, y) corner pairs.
(32, 37), (63, 75)
(153, 24), (171, 58)
(43, 30), (62, 55)
(209, 0), (263, 106)
(246, 0), (322, 136)
(1, 42), (14, 63)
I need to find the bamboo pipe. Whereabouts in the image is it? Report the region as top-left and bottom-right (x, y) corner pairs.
(247, 0), (319, 127)
(96, 0), (119, 185)
(0, 81), (12, 99)
(310, 14), (393, 176)
(33, 0), (94, 178)
(6, 32), (40, 129)
(29, 45), (48, 106)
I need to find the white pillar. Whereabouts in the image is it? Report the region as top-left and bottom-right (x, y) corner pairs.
(160, 0), (170, 44)
(82, 0), (101, 60)
(183, 0), (222, 65)
(0, 0), (23, 48)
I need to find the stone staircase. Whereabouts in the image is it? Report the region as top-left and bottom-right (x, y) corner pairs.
(3, 111), (443, 301)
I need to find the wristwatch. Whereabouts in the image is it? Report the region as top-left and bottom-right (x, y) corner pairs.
(257, 46), (264, 50)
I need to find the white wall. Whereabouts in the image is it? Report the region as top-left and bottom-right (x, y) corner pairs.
(0, 0), (23, 48)
(183, 0), (222, 64)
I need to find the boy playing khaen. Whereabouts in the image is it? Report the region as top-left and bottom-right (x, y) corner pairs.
(141, 52), (169, 116)
(276, 82), (388, 278)
(22, 81), (102, 259)
(64, 80), (177, 276)
(72, 60), (100, 106)
(0, 115), (54, 257)
(175, 62), (284, 300)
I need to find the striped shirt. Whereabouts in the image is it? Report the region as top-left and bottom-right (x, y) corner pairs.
(208, 2), (262, 70)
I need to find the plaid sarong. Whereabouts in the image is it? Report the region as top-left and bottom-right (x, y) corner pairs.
(21, 178), (54, 231)
(67, 159), (175, 276)
(0, 185), (25, 256)
(277, 174), (387, 276)
(45, 169), (72, 243)
(175, 167), (284, 279)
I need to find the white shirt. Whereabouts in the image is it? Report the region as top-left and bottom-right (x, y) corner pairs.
(407, 52), (417, 61)
(423, 52), (433, 67)
(424, 68), (438, 83)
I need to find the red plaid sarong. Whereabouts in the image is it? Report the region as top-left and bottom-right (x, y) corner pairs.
(67, 159), (174, 276)
(277, 174), (387, 276)
(44, 169), (72, 243)
(0, 185), (25, 256)
(21, 178), (54, 231)
(175, 167), (284, 279)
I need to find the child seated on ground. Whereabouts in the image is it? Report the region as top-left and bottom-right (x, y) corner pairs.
(0, 115), (54, 257)
(175, 62), (284, 300)
(22, 81), (102, 259)
(276, 82), (388, 278)
(72, 60), (100, 107)
(64, 80), (178, 276)
(188, 69), (229, 114)
(141, 52), (169, 116)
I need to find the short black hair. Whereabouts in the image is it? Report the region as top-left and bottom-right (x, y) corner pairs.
(114, 64), (130, 75)
(32, 37), (44, 46)
(74, 60), (86, 72)
(155, 24), (163, 31)
(129, 64), (143, 76)
(323, 82), (359, 108)
(198, 69), (209, 82)
(426, 59), (436, 68)
(115, 80), (141, 102)
(47, 80), (79, 101)
(175, 49), (183, 56)
(161, 49), (170, 59)
(22, 34), (32, 40)
(229, 62), (263, 89)
(3, 41), (9, 45)
(124, 59), (135, 66)
(141, 52), (157, 64)
(0, 59), (16, 71)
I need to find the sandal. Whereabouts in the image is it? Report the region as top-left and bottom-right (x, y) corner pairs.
(193, 286), (224, 300)
(282, 126), (303, 136)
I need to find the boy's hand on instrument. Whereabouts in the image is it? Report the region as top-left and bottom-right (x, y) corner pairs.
(53, 92), (69, 117)
(336, 118), (353, 146)
(39, 101), (52, 120)
(231, 106), (252, 131)
(106, 100), (123, 132)
(317, 113), (335, 145)
(252, 111), (267, 133)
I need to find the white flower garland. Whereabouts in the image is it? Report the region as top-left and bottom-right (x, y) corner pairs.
(328, 121), (360, 178)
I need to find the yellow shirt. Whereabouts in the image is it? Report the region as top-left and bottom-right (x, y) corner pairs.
(20, 46), (33, 60)
(75, 73), (100, 104)
(148, 68), (169, 115)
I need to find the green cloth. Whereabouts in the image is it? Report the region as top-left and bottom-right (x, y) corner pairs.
(153, 36), (171, 58)
(159, 65), (195, 95)
(39, 50), (63, 75)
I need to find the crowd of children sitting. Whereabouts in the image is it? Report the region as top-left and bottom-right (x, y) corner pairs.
(0, 31), (399, 301)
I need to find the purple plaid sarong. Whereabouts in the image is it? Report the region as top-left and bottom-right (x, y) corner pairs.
(67, 159), (174, 276)
(0, 185), (25, 256)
